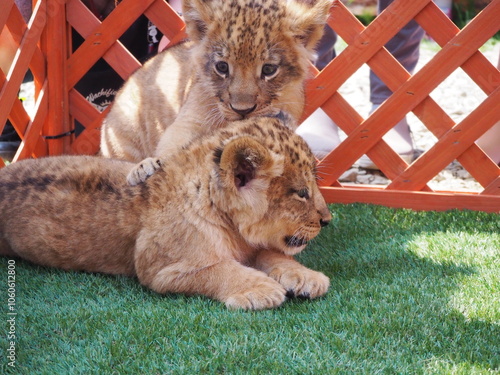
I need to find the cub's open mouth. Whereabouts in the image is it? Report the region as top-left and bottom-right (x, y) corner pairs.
(284, 236), (309, 248)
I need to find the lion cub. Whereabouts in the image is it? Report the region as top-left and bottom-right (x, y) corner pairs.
(1, 117), (331, 310)
(100, 0), (331, 165)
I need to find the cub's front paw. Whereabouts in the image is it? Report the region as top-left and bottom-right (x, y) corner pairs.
(127, 157), (162, 186)
(268, 267), (330, 299)
(225, 279), (287, 310)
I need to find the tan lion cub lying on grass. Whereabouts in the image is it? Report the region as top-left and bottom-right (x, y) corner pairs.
(0, 116), (331, 310)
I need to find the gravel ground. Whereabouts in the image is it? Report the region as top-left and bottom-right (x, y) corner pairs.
(335, 39), (500, 192)
(18, 39), (498, 192)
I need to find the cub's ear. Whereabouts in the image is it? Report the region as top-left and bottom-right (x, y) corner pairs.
(217, 137), (283, 190)
(286, 0), (332, 52)
(182, 0), (216, 41)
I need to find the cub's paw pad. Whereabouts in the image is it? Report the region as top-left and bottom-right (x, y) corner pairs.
(225, 281), (286, 310)
(285, 290), (310, 299)
(127, 157), (162, 186)
(269, 268), (330, 299)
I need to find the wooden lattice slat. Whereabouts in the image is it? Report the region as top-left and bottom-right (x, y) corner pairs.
(320, 185), (498, 212)
(142, 0), (187, 45)
(314, 0), (499, 181)
(15, 82), (48, 160)
(0, 0), (44, 130)
(66, 0), (153, 88)
(68, 89), (110, 155)
(304, 0), (432, 118)
(64, 0), (186, 156)
(0, 1), (13, 30)
(309, 0), (499, 212)
(385, 3), (499, 188)
(389, 88), (499, 191)
(322, 1), (499, 192)
(318, 4), (434, 191)
(0, 0), (49, 166)
(66, 0), (141, 81)
(4, 2), (45, 80)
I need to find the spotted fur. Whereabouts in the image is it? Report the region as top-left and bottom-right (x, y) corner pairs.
(100, 0), (332, 163)
(1, 117), (331, 310)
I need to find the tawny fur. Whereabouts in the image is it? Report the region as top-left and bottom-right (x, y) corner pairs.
(100, 0), (332, 164)
(1, 117), (331, 310)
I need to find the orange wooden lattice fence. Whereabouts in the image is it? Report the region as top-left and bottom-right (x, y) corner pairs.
(1, 0), (499, 212)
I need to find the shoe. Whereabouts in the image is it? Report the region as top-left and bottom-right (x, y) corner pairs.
(357, 104), (415, 170)
(296, 108), (340, 159)
(357, 150), (414, 170)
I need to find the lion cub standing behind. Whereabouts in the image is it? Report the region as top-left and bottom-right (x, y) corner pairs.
(1, 117), (331, 310)
(100, 0), (331, 164)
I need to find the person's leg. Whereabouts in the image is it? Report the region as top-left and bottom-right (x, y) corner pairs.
(360, 0), (425, 168)
(370, 0), (424, 105)
(14, 0), (32, 21)
(315, 25), (337, 71)
(296, 26), (341, 159)
(299, 1), (425, 163)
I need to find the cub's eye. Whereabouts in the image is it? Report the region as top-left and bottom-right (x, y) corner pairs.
(215, 61), (229, 76)
(296, 188), (310, 200)
(261, 64), (278, 78)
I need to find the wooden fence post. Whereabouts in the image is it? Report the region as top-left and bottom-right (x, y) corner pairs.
(42, 0), (71, 155)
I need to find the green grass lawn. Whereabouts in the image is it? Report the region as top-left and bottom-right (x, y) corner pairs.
(1, 204), (499, 374)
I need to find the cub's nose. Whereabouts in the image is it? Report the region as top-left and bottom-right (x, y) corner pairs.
(320, 218), (330, 227)
(230, 104), (257, 117)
